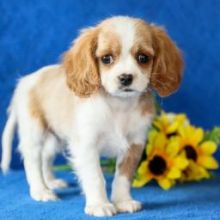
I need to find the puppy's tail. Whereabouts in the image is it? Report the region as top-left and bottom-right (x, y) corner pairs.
(1, 108), (17, 174)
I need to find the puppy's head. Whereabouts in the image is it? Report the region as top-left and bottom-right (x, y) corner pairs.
(63, 16), (183, 98)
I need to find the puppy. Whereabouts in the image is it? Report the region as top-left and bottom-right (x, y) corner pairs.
(1, 16), (183, 216)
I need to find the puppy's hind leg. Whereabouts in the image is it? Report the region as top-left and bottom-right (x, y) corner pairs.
(18, 118), (58, 202)
(42, 134), (68, 190)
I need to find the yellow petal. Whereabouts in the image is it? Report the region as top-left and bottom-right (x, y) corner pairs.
(153, 133), (167, 151)
(146, 143), (153, 157)
(167, 121), (179, 134)
(148, 129), (158, 143)
(200, 141), (217, 155)
(166, 138), (180, 156)
(157, 178), (173, 190)
(197, 166), (210, 180)
(184, 162), (210, 181)
(173, 156), (189, 169)
(180, 168), (209, 182)
(191, 128), (204, 145)
(166, 113), (175, 122)
(186, 126), (193, 138)
(154, 113), (169, 132)
(146, 130), (158, 155)
(175, 115), (189, 131)
(179, 126), (188, 138)
(153, 120), (162, 130)
(137, 161), (148, 175)
(176, 114), (187, 122)
(161, 112), (169, 123)
(167, 167), (181, 179)
(132, 175), (152, 187)
(198, 156), (219, 169)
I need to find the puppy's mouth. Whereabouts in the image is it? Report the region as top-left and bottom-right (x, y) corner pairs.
(122, 88), (134, 92)
(114, 87), (140, 98)
(117, 86), (149, 97)
(108, 87), (144, 98)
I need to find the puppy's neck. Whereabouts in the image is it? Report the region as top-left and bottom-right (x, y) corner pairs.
(100, 89), (143, 112)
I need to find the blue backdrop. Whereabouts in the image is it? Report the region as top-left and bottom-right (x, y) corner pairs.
(0, 0), (220, 169)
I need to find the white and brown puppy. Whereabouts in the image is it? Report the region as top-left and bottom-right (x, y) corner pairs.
(1, 16), (183, 216)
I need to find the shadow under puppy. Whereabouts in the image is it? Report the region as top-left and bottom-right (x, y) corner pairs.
(1, 16), (183, 217)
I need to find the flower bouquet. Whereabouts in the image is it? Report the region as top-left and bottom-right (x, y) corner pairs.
(133, 112), (220, 190)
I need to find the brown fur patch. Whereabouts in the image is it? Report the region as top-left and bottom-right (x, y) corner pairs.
(133, 20), (154, 56)
(62, 28), (100, 97)
(28, 66), (75, 136)
(96, 30), (121, 70)
(150, 25), (183, 97)
(29, 89), (47, 128)
(119, 144), (144, 180)
(130, 21), (155, 75)
(139, 92), (156, 116)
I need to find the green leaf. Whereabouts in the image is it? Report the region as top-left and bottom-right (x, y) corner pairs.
(101, 159), (116, 173)
(203, 127), (220, 145)
(53, 159), (116, 173)
(152, 93), (162, 115)
(53, 164), (72, 171)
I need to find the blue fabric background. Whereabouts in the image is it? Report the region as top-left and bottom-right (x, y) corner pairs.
(0, 0), (220, 167)
(1, 171), (220, 220)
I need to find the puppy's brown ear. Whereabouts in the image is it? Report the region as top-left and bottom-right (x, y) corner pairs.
(150, 25), (183, 97)
(62, 28), (100, 97)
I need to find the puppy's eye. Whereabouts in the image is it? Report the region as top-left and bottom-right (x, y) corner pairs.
(101, 54), (113, 64)
(137, 54), (150, 64)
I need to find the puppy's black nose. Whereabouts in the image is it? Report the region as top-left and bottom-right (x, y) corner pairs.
(119, 74), (133, 86)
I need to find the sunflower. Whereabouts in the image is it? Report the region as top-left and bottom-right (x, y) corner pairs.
(133, 131), (188, 190)
(153, 112), (189, 138)
(178, 125), (219, 181)
(180, 161), (210, 181)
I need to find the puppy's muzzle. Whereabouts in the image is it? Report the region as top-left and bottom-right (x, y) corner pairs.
(118, 74), (133, 86)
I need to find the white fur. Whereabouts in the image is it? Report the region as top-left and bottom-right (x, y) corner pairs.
(1, 108), (16, 173)
(100, 17), (150, 98)
(1, 17), (155, 217)
(112, 174), (142, 213)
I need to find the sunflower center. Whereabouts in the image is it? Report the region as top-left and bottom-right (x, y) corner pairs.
(167, 132), (178, 138)
(184, 145), (197, 161)
(148, 155), (167, 176)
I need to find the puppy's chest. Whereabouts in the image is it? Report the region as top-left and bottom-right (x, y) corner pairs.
(98, 106), (148, 156)
(109, 109), (140, 135)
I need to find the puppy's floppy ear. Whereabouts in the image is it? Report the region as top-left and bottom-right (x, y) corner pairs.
(150, 25), (183, 97)
(62, 28), (100, 97)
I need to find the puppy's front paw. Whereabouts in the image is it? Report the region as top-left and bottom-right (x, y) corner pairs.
(46, 179), (68, 190)
(85, 203), (117, 217)
(114, 200), (142, 213)
(30, 188), (58, 202)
